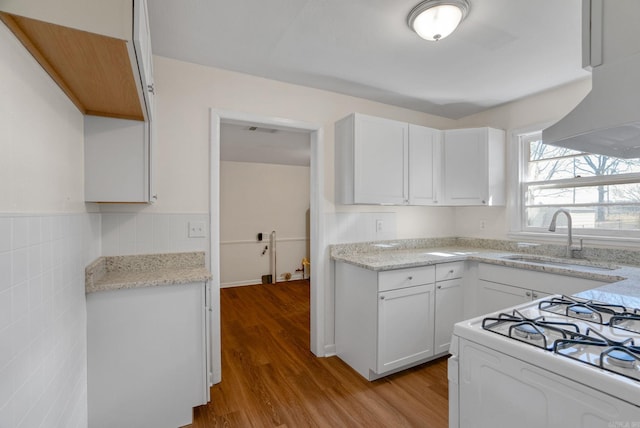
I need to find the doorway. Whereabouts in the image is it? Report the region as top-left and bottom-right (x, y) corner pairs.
(218, 123), (311, 287)
(209, 110), (325, 385)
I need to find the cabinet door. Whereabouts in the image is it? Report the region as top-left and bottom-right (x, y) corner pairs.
(476, 280), (531, 315)
(354, 115), (408, 204)
(133, 0), (154, 121)
(408, 124), (442, 205)
(84, 115), (151, 202)
(478, 263), (605, 297)
(435, 278), (463, 355)
(443, 128), (487, 205)
(377, 284), (435, 374)
(87, 282), (207, 428)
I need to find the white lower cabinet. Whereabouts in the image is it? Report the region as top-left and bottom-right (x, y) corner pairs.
(476, 280), (544, 315)
(474, 263), (606, 316)
(434, 261), (465, 355)
(377, 284), (435, 373)
(87, 282), (208, 428)
(336, 261), (465, 380)
(435, 278), (464, 354)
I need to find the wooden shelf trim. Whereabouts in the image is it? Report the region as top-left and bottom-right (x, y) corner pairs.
(1, 12), (144, 121)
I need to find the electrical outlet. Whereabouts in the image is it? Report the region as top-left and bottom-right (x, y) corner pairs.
(480, 220), (486, 230)
(376, 219), (384, 233)
(188, 221), (206, 238)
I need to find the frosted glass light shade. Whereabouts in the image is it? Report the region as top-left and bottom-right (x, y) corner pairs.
(408, 0), (470, 41)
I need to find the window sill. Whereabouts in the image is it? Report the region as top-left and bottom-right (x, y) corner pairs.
(507, 231), (640, 250)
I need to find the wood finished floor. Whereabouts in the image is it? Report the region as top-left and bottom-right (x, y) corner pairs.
(189, 280), (449, 428)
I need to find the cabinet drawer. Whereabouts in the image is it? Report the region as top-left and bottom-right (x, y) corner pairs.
(435, 262), (465, 281)
(378, 266), (435, 292)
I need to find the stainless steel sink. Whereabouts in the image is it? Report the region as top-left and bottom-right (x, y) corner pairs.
(501, 255), (618, 271)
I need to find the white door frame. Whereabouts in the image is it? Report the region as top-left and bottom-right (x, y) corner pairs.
(209, 109), (325, 384)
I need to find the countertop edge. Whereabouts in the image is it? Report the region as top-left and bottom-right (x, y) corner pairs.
(85, 252), (212, 294)
(331, 246), (640, 308)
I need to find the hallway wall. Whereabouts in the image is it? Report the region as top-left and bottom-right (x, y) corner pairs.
(220, 161), (310, 287)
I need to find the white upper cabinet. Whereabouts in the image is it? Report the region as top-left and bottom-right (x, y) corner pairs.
(442, 127), (506, 206)
(335, 114), (504, 206)
(335, 114), (442, 205)
(335, 113), (409, 205)
(1, 0), (157, 203)
(132, 0), (154, 121)
(408, 124), (442, 205)
(85, 116), (154, 203)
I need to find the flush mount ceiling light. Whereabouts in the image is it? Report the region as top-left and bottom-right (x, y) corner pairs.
(407, 0), (470, 41)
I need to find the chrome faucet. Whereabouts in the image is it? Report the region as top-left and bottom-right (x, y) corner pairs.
(548, 209), (582, 258)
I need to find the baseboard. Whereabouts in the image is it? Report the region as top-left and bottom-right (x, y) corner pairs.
(221, 273), (307, 288)
(324, 344), (336, 357)
(221, 280), (260, 288)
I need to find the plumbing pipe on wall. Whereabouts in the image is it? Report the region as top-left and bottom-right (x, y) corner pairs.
(270, 230), (276, 284)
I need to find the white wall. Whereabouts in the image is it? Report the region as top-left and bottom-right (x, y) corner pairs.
(0, 26), (86, 214)
(220, 161), (310, 286)
(107, 55), (458, 215)
(0, 22), (98, 428)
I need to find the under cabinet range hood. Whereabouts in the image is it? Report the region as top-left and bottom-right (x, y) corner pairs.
(542, 0), (640, 159)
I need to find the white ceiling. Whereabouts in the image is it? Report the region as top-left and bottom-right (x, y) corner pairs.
(147, 0), (589, 121)
(220, 122), (311, 166)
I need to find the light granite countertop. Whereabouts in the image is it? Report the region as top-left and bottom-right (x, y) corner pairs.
(331, 238), (640, 309)
(85, 252), (212, 294)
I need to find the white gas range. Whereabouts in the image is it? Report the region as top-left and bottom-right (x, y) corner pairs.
(448, 295), (640, 428)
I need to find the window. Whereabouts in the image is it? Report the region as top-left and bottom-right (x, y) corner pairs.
(519, 131), (640, 237)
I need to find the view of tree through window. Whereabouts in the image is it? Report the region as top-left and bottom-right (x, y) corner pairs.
(522, 133), (640, 234)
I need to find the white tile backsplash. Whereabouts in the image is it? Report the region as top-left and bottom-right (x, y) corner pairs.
(0, 213), (100, 428)
(12, 218), (28, 250)
(11, 249), (28, 286)
(0, 218), (11, 253)
(0, 252), (10, 293)
(28, 217), (41, 247)
(0, 211), (208, 427)
(0, 290), (10, 331)
(101, 213), (210, 257)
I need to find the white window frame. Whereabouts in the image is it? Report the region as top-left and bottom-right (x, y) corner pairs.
(508, 124), (640, 245)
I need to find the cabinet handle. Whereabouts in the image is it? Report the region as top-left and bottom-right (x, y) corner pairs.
(380, 296), (385, 300)
(482, 200), (486, 204)
(532, 293), (539, 299)
(437, 285), (442, 289)
(148, 84), (155, 94)
(408, 276), (413, 280)
(525, 291), (532, 297)
(449, 269), (454, 274)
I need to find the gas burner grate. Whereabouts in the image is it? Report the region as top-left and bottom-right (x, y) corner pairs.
(610, 313), (640, 334)
(538, 296), (628, 325)
(553, 338), (640, 382)
(482, 310), (583, 351)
